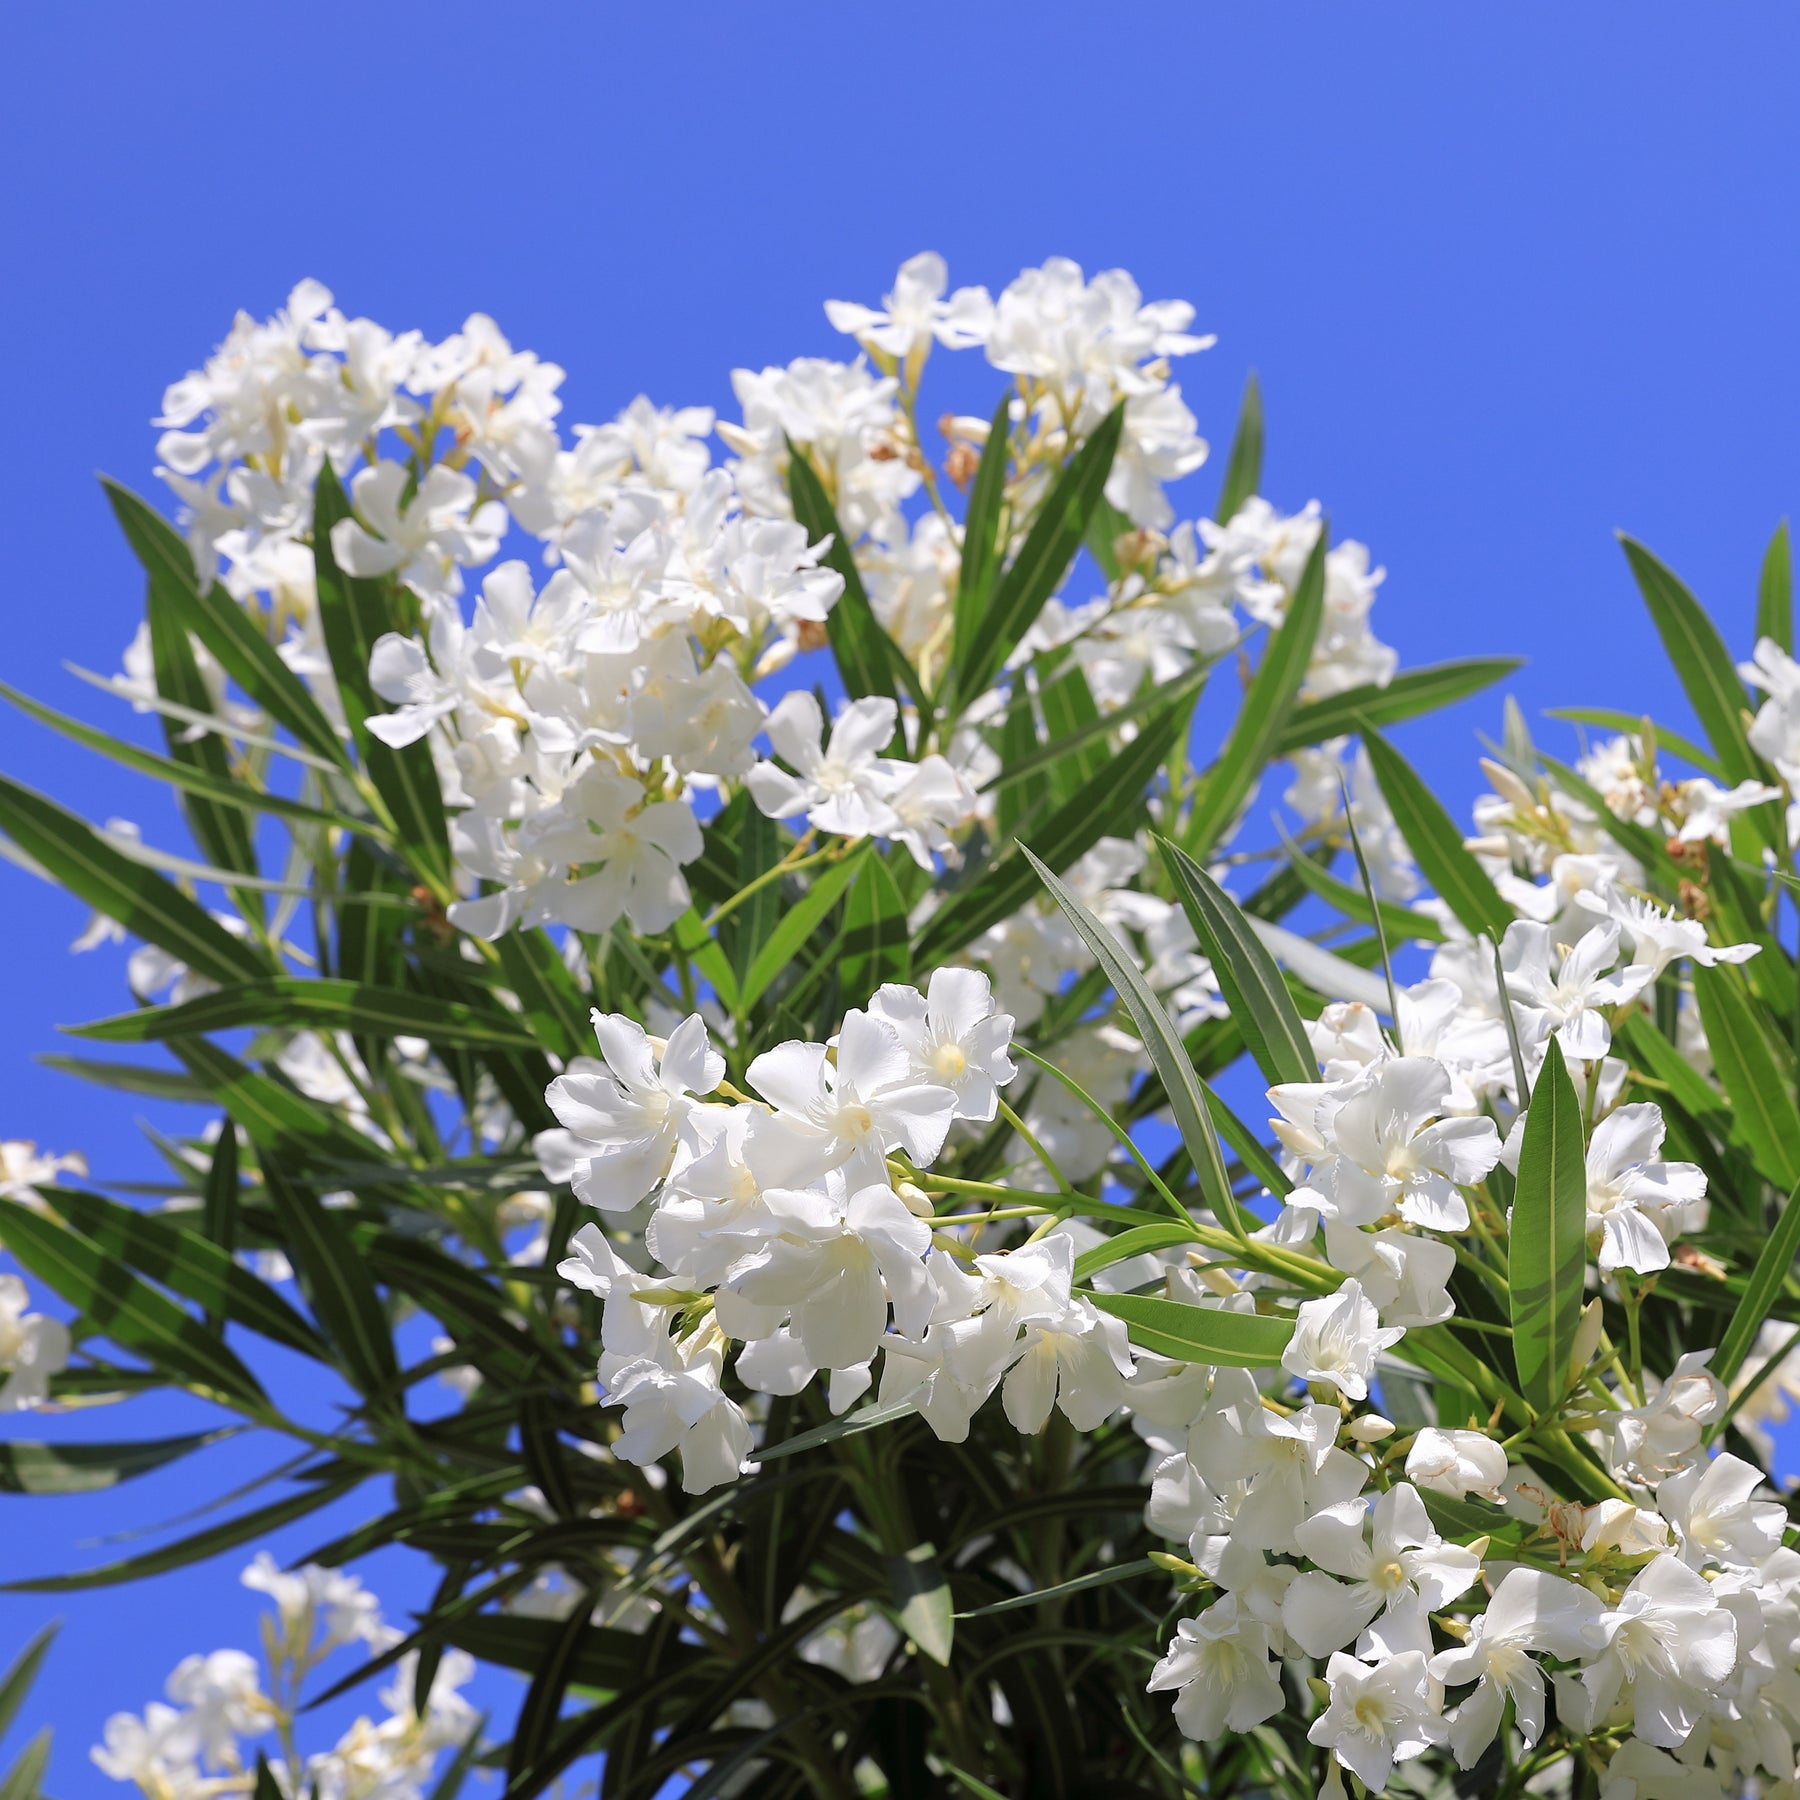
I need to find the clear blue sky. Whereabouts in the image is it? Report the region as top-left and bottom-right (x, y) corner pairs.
(3, 2), (1799, 1784)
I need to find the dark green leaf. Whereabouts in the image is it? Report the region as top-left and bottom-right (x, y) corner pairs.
(1714, 1179), (1800, 1385)
(1360, 728), (1514, 940)
(102, 478), (349, 768)
(0, 773), (271, 987)
(1544, 708), (1719, 776)
(1, 1471), (360, 1592)
(1183, 528), (1326, 857)
(48, 1187), (325, 1362)
(1021, 847), (1243, 1235)
(0, 1197), (265, 1405)
(956, 1557), (1158, 1618)
(71, 977), (539, 1050)
(260, 1165), (399, 1394)
(1508, 1039), (1588, 1412)
(954, 403), (1124, 711)
(915, 682), (1196, 964)
(1694, 964), (1800, 1191)
(0, 1431), (234, 1495)
(1758, 519), (1793, 656)
(1215, 370), (1263, 525)
(952, 391), (1015, 642)
(1276, 834), (1447, 942)
(1157, 836), (1317, 1086)
(1084, 1292), (1294, 1367)
(0, 1624), (56, 1745)
(35, 1056), (212, 1104)
(507, 1596), (595, 1788)
(1276, 658), (1524, 756)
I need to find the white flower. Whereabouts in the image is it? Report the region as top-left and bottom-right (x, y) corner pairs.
(886, 755), (977, 870)
(328, 460), (506, 609)
(1307, 1650), (1448, 1793)
(1601, 1350), (1727, 1482)
(1404, 1427), (1509, 1502)
(747, 1009), (958, 1189)
(824, 251), (994, 356)
(543, 1012), (723, 1211)
(241, 1553), (384, 1653)
(1575, 884), (1760, 977)
(723, 1182), (932, 1370)
(1282, 1483), (1481, 1657)
(1585, 1102), (1708, 1275)
(1655, 1451), (1786, 1569)
(747, 692), (905, 840)
(1277, 1056), (1502, 1232)
(603, 1326), (754, 1494)
(1001, 1294), (1135, 1433)
(1673, 776), (1783, 844)
(1501, 918), (1653, 1062)
(866, 968), (1016, 1123)
(164, 1650), (267, 1765)
(1148, 1595), (1286, 1742)
(1281, 1279), (1406, 1401)
(0, 1274), (68, 1412)
(1576, 1553), (1738, 1749)
(1428, 1568), (1603, 1765)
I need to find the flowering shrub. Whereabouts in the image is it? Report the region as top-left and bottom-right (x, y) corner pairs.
(0, 253), (1797, 1800)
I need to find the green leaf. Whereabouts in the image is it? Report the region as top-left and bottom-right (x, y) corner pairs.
(0, 1431), (234, 1495)
(1021, 847), (1243, 1236)
(1071, 1222), (1202, 1283)
(494, 930), (592, 1063)
(312, 470), (451, 884)
(0, 676), (381, 836)
(951, 391), (1015, 644)
(1183, 528), (1326, 858)
(102, 477), (350, 769)
(739, 846), (868, 1012)
(1758, 519), (1793, 656)
(70, 977), (540, 1050)
(756, 1400), (918, 1461)
(1215, 370), (1263, 525)
(35, 1056), (212, 1104)
(0, 772), (272, 988)
(1714, 1178), (1800, 1385)
(839, 854), (911, 1005)
(915, 682), (1196, 965)
(260, 1165), (399, 1395)
(1157, 836), (1317, 1086)
(1360, 727), (1514, 940)
(1619, 534), (1764, 791)
(172, 1040), (380, 1167)
(1544, 708), (1720, 776)
(1276, 658), (1524, 756)
(1084, 1291), (1294, 1367)
(0, 1729), (50, 1800)
(1508, 1038), (1589, 1413)
(1, 1470), (361, 1592)
(48, 1187), (325, 1362)
(1034, 651), (1109, 804)
(888, 1542), (953, 1666)
(507, 1598), (595, 1788)
(253, 1755), (284, 1800)
(0, 1624), (56, 1745)
(956, 1557), (1158, 1618)
(954, 403), (1125, 711)
(0, 1197), (265, 1405)
(1534, 750), (1673, 877)
(146, 574), (261, 909)
(1694, 964), (1800, 1191)
(1276, 834), (1447, 942)
(670, 907), (741, 1017)
(784, 442), (922, 713)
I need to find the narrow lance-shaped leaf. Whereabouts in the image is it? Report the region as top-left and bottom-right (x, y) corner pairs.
(1020, 845), (1245, 1236)
(739, 845), (869, 1012)
(1084, 1291), (1294, 1367)
(260, 1165), (399, 1395)
(1276, 658), (1524, 756)
(0, 773), (272, 988)
(1714, 1178), (1800, 1386)
(889, 1543), (953, 1666)
(1157, 836), (1317, 1086)
(0, 1431), (235, 1496)
(1508, 1038), (1589, 1412)
(506, 1595), (595, 1789)
(1183, 527), (1327, 858)
(1758, 519), (1793, 655)
(915, 679), (1197, 965)
(839, 852), (911, 1004)
(1359, 727), (1514, 941)
(0, 1624), (56, 1746)
(953, 402), (1125, 712)
(1215, 369), (1263, 525)
(1693, 963), (1800, 1191)
(951, 389), (1015, 646)
(102, 477), (350, 768)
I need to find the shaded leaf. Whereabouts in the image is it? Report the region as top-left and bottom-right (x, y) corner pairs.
(0, 1431), (234, 1495)
(888, 1542), (953, 1666)
(1083, 1292), (1293, 1367)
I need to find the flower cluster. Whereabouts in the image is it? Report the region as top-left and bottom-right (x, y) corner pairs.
(93, 1557), (476, 1800)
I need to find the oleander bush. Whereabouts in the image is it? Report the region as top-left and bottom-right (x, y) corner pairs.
(1, 255), (1799, 1800)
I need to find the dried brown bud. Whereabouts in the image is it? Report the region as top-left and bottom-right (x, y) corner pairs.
(945, 441), (980, 489)
(1677, 877), (1711, 920)
(796, 619), (830, 653)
